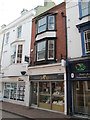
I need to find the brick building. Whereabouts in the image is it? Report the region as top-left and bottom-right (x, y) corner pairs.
(28, 2), (67, 114)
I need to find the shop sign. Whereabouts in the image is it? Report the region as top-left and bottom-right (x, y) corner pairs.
(75, 63), (86, 71)
(76, 73), (90, 79)
(40, 75), (49, 80)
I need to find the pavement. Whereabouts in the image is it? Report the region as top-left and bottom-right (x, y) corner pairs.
(0, 102), (89, 120)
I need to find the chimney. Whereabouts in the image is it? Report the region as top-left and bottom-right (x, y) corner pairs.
(21, 8), (28, 15)
(44, 0), (52, 6)
(1, 24), (6, 29)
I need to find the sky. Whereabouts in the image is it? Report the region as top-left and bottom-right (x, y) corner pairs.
(0, 0), (64, 28)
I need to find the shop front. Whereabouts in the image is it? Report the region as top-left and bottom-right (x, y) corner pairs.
(30, 74), (64, 113)
(2, 76), (30, 106)
(68, 58), (90, 117)
(28, 63), (67, 114)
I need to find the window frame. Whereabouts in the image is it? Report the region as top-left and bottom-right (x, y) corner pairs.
(36, 14), (56, 34)
(5, 32), (10, 44)
(84, 30), (90, 53)
(79, 0), (90, 19)
(11, 44), (23, 64)
(34, 39), (56, 63)
(17, 26), (22, 38)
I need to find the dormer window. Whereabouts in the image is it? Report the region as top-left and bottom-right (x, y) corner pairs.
(36, 15), (56, 34)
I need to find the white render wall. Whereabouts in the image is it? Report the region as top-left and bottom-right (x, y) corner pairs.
(1, 9), (35, 76)
(66, 0), (89, 59)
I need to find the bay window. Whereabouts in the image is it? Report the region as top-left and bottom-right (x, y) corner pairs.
(36, 15), (56, 34)
(11, 44), (23, 64)
(35, 39), (55, 62)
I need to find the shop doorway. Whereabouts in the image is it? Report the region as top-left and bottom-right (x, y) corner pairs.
(31, 82), (38, 106)
(73, 81), (90, 116)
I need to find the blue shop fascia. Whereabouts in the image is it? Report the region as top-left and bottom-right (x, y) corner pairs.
(68, 57), (90, 117)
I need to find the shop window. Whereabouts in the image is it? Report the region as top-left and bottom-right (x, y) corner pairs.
(52, 81), (64, 112)
(4, 82), (25, 102)
(39, 82), (50, 109)
(84, 30), (90, 53)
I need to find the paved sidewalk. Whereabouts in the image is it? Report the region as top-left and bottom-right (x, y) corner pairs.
(0, 102), (71, 119)
(0, 102), (89, 120)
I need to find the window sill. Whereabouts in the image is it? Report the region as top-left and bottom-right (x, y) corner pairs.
(79, 14), (90, 20)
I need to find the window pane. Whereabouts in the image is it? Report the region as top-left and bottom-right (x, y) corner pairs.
(17, 45), (23, 63)
(48, 40), (54, 59)
(84, 30), (90, 53)
(37, 41), (46, 60)
(11, 45), (16, 64)
(17, 26), (22, 38)
(81, 0), (90, 16)
(48, 16), (55, 30)
(38, 17), (46, 33)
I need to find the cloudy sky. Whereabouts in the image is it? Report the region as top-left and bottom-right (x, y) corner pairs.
(0, 0), (64, 28)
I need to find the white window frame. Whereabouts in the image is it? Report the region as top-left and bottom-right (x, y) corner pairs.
(84, 30), (90, 53)
(48, 40), (54, 60)
(11, 44), (23, 64)
(5, 32), (10, 44)
(37, 41), (46, 61)
(17, 26), (22, 38)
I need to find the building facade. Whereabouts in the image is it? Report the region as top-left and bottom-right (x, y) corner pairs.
(66, 0), (90, 117)
(28, 2), (67, 114)
(0, 9), (35, 106)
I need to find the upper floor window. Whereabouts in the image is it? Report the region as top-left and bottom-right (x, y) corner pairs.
(37, 41), (46, 61)
(11, 45), (16, 64)
(17, 26), (22, 38)
(35, 39), (55, 62)
(36, 15), (56, 34)
(17, 45), (23, 63)
(84, 30), (90, 53)
(79, 0), (90, 18)
(11, 44), (23, 64)
(5, 32), (10, 44)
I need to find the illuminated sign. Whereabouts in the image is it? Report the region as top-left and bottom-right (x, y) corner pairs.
(75, 63), (86, 71)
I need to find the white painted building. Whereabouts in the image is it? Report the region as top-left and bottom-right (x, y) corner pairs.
(66, 0), (90, 117)
(0, 9), (35, 106)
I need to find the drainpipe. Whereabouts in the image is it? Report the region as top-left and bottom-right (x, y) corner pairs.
(0, 34), (5, 74)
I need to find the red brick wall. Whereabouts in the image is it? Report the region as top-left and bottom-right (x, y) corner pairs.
(30, 2), (66, 65)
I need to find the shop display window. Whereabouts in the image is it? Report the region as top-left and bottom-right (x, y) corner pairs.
(39, 82), (50, 109)
(3, 82), (25, 102)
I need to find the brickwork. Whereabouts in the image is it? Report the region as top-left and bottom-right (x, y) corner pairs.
(30, 2), (66, 65)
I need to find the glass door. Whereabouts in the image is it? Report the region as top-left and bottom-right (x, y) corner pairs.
(32, 82), (38, 106)
(39, 82), (50, 109)
(73, 81), (90, 115)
